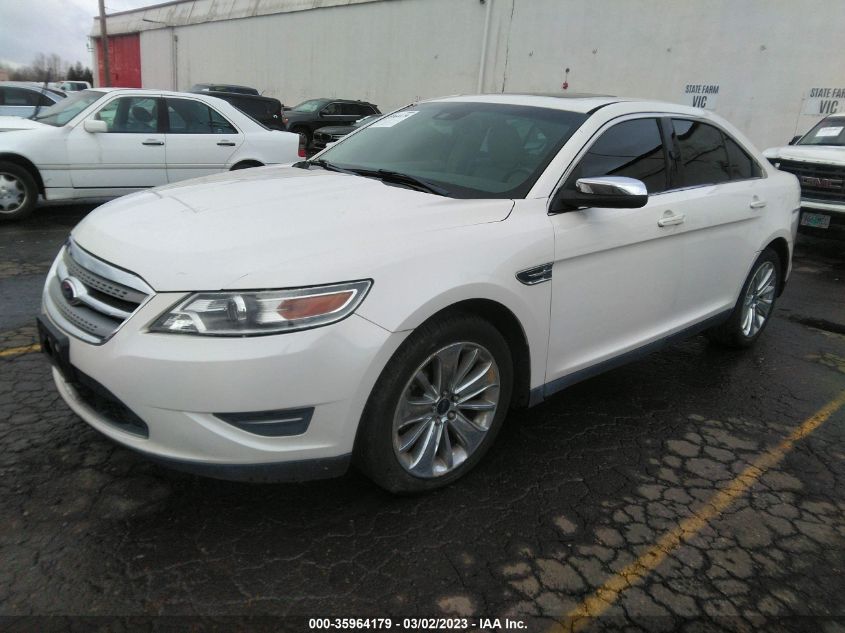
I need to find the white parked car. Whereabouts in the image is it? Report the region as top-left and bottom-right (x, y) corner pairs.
(38, 94), (799, 492)
(59, 80), (92, 92)
(0, 81), (64, 120)
(0, 88), (301, 220)
(764, 114), (845, 237)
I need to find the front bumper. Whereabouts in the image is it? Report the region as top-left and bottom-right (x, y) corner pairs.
(43, 292), (407, 480)
(799, 200), (845, 236)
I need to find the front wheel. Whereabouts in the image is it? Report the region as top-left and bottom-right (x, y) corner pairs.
(0, 162), (38, 222)
(706, 248), (781, 348)
(354, 313), (513, 493)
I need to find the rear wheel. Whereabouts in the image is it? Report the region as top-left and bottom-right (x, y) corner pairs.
(706, 248), (781, 348)
(0, 162), (38, 222)
(230, 161), (263, 171)
(291, 126), (311, 151)
(355, 313), (513, 493)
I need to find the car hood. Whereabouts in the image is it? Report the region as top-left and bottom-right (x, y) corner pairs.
(0, 116), (47, 132)
(763, 144), (845, 166)
(71, 166), (514, 291)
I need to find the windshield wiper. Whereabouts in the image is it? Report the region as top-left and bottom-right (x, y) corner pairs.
(293, 160), (449, 196)
(293, 158), (360, 176)
(342, 168), (449, 196)
(371, 169), (450, 196)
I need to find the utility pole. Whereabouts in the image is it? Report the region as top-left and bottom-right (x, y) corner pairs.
(98, 0), (111, 86)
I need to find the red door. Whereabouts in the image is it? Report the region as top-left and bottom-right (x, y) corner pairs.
(96, 33), (141, 87)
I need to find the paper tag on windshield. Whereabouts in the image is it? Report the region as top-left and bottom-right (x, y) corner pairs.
(370, 111), (418, 127)
(815, 126), (843, 137)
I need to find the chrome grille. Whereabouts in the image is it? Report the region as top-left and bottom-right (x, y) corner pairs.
(44, 240), (153, 344)
(775, 159), (845, 204)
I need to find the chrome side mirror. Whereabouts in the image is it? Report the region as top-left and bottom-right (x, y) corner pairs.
(551, 176), (649, 212)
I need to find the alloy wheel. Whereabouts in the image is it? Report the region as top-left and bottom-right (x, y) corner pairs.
(392, 342), (500, 478)
(740, 261), (777, 337)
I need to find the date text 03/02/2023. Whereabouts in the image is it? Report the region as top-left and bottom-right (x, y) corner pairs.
(307, 618), (528, 630)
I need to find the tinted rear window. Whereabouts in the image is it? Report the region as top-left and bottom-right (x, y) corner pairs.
(672, 119), (730, 187)
(724, 136), (761, 180)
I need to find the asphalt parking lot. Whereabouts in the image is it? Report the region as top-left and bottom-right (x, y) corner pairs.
(1, 204), (844, 632)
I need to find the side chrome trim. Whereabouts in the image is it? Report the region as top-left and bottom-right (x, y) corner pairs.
(528, 309), (733, 406)
(42, 293), (102, 345)
(516, 263), (553, 286)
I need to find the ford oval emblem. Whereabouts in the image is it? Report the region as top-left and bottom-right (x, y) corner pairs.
(60, 278), (82, 306)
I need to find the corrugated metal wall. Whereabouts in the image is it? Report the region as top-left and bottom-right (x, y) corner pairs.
(106, 0), (845, 148)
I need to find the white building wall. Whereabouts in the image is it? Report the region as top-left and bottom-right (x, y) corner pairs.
(121, 0), (845, 148)
(140, 0), (489, 107)
(490, 0), (845, 149)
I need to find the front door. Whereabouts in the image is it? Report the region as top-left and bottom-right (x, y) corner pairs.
(546, 116), (687, 385)
(67, 94), (166, 190)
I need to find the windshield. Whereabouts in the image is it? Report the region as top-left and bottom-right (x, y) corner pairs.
(318, 101), (588, 198)
(293, 99), (327, 113)
(798, 117), (845, 147)
(32, 90), (104, 126)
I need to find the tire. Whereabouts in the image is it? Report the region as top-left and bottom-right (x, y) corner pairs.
(354, 312), (514, 494)
(705, 247), (781, 349)
(230, 161), (263, 171)
(291, 126), (311, 149)
(0, 161), (38, 222)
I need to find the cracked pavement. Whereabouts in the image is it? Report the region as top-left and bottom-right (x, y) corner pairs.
(1, 205), (844, 632)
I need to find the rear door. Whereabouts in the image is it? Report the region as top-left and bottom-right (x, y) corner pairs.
(66, 94), (167, 190)
(658, 118), (768, 322)
(164, 97), (243, 182)
(319, 101), (359, 128)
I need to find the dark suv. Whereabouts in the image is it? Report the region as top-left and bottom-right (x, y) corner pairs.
(282, 98), (380, 146)
(191, 83), (259, 96)
(189, 89), (285, 131)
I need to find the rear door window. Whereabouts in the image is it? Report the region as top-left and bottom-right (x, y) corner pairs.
(724, 136), (762, 180)
(672, 119), (731, 187)
(3, 88), (40, 106)
(166, 98), (237, 134)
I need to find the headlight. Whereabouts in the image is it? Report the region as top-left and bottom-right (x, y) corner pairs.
(149, 280), (372, 336)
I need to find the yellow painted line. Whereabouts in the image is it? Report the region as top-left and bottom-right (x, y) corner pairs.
(551, 388), (845, 633)
(0, 343), (41, 358)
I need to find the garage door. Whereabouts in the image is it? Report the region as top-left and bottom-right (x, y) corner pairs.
(96, 33), (141, 87)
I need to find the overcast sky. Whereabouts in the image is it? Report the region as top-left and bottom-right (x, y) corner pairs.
(0, 0), (152, 68)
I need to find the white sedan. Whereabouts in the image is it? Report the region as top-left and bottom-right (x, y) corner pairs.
(0, 88), (301, 220)
(39, 94), (799, 492)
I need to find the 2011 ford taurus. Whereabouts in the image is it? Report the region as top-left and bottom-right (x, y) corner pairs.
(38, 94), (800, 493)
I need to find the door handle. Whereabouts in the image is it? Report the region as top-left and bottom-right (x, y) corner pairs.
(142, 139), (164, 146)
(749, 198), (767, 209)
(657, 211), (686, 227)
(217, 140), (236, 146)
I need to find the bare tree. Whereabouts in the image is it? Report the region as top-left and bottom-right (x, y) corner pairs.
(6, 53), (81, 83)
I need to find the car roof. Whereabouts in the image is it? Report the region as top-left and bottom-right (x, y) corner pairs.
(196, 89), (278, 101)
(311, 98), (377, 105)
(193, 83), (254, 89)
(428, 93), (716, 117)
(430, 93), (627, 113)
(0, 81), (58, 91)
